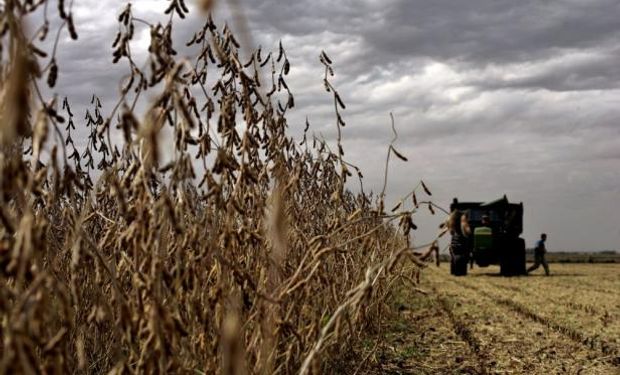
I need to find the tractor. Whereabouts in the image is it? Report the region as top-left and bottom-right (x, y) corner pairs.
(449, 195), (526, 276)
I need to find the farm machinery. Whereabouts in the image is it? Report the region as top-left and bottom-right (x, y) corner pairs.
(449, 195), (526, 276)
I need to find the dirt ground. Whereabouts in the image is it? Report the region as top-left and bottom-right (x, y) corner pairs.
(355, 263), (620, 374)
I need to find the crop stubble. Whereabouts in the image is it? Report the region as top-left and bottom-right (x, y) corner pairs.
(360, 264), (620, 374)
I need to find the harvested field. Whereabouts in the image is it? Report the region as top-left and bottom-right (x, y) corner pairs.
(358, 263), (620, 374)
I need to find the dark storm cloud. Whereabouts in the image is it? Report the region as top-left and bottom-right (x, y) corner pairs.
(241, 0), (620, 71)
(362, 0), (620, 64)
(42, 0), (620, 251)
(236, 0), (620, 252)
(466, 45), (620, 91)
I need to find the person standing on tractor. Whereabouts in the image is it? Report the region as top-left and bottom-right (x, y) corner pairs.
(527, 233), (550, 276)
(449, 210), (470, 276)
(460, 213), (474, 269)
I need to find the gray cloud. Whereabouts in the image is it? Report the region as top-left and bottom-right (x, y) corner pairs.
(363, 0), (620, 64)
(39, 0), (620, 251)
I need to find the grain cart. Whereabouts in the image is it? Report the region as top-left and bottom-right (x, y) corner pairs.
(449, 196), (526, 276)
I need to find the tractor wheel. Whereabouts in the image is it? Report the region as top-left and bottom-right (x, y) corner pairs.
(500, 241), (513, 276)
(500, 239), (526, 276)
(499, 254), (510, 276)
(515, 238), (526, 275)
(450, 254), (468, 276)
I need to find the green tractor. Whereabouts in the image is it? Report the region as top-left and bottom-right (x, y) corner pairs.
(449, 195), (526, 276)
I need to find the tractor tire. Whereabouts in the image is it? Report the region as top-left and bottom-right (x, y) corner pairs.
(499, 255), (513, 276)
(450, 254), (468, 276)
(514, 238), (526, 275)
(500, 239), (526, 276)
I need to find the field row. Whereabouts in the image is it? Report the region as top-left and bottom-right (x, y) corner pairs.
(361, 263), (620, 374)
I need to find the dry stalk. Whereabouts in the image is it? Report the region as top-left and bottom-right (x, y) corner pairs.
(0, 2), (448, 374)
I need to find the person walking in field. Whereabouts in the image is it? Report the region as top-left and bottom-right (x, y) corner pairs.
(527, 233), (550, 276)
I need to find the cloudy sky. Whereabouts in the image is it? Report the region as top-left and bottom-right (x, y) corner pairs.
(47, 0), (620, 251)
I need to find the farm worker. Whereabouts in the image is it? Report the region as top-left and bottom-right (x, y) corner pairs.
(465, 213), (478, 269)
(459, 213), (475, 269)
(449, 210), (470, 276)
(527, 233), (550, 276)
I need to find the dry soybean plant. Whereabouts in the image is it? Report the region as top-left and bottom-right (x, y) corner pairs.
(0, 2), (442, 374)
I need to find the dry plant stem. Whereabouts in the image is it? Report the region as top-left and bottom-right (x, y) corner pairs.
(380, 113), (399, 204)
(0, 2), (439, 374)
(299, 246), (414, 375)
